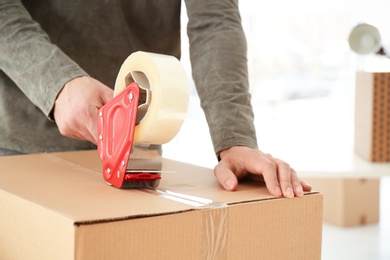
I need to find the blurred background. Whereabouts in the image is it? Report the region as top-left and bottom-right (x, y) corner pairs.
(166, 0), (390, 166)
(163, 1), (390, 259)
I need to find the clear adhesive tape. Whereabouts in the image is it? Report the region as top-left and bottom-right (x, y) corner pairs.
(201, 207), (228, 260)
(142, 189), (229, 259)
(114, 51), (189, 145)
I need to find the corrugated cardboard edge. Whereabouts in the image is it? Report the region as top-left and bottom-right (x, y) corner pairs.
(0, 151), (320, 226)
(47, 151), (321, 225)
(73, 193), (323, 260)
(72, 191), (320, 225)
(0, 151), (323, 260)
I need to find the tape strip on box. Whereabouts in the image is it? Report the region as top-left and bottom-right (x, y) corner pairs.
(144, 189), (229, 259)
(201, 206), (228, 259)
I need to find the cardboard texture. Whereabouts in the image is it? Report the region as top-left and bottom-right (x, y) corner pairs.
(0, 150), (323, 260)
(355, 71), (390, 162)
(305, 177), (380, 227)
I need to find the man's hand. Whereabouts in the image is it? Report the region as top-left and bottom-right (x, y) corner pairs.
(214, 146), (312, 198)
(53, 76), (113, 144)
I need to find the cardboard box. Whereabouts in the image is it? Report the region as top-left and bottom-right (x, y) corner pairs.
(0, 150), (323, 260)
(355, 71), (390, 162)
(304, 177), (380, 227)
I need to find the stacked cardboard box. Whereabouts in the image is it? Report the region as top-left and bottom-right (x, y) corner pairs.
(0, 150), (323, 260)
(329, 71), (388, 227)
(304, 177), (380, 227)
(355, 71), (390, 162)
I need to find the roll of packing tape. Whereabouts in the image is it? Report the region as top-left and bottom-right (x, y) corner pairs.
(114, 51), (189, 145)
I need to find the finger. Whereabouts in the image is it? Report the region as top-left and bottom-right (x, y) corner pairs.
(102, 90), (114, 104)
(91, 86), (113, 144)
(72, 109), (97, 144)
(88, 128), (98, 145)
(255, 159), (282, 197)
(73, 123), (96, 144)
(214, 162), (239, 191)
(66, 113), (96, 144)
(269, 157), (294, 198)
(86, 111), (99, 144)
(84, 126), (97, 144)
(235, 151), (282, 196)
(301, 180), (312, 191)
(290, 169), (304, 197)
(246, 173), (265, 182)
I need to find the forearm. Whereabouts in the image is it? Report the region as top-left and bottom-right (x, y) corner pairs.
(185, 0), (258, 156)
(0, 0), (87, 117)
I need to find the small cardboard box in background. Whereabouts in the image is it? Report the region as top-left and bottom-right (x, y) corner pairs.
(0, 151), (323, 260)
(305, 177), (380, 227)
(355, 71), (390, 162)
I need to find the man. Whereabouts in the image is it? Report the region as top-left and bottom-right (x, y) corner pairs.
(0, 0), (311, 197)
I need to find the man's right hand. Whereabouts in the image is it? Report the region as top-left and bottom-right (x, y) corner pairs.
(53, 76), (113, 144)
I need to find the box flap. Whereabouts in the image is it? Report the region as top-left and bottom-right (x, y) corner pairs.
(0, 150), (317, 224)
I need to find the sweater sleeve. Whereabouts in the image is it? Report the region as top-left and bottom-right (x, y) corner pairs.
(0, 0), (88, 117)
(184, 0), (258, 157)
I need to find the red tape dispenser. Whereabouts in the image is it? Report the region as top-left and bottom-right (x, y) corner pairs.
(97, 51), (189, 188)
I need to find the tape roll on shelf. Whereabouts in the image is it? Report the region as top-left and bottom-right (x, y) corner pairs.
(114, 51), (189, 145)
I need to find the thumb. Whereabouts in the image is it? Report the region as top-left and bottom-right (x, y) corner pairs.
(92, 88), (113, 144)
(214, 162), (239, 191)
(101, 88), (114, 104)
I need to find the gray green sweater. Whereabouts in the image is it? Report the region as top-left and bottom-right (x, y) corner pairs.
(0, 0), (258, 157)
